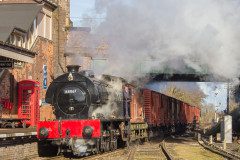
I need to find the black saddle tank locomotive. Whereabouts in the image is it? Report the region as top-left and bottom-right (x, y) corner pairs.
(45, 65), (124, 120)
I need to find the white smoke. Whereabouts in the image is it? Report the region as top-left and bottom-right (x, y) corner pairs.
(90, 0), (240, 79)
(92, 78), (123, 118)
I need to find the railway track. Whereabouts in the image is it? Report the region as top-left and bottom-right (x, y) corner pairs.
(32, 148), (127, 160)
(164, 135), (226, 160)
(31, 134), (231, 160)
(81, 149), (127, 160)
(200, 136), (240, 160)
(128, 141), (168, 160)
(31, 138), (171, 160)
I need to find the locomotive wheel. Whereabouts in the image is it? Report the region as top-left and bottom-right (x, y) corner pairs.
(105, 139), (110, 152)
(125, 140), (130, 148)
(38, 140), (58, 157)
(11, 122), (15, 128)
(100, 139), (105, 152)
(114, 139), (118, 150)
(136, 139), (141, 146)
(110, 139), (117, 151)
(22, 121), (26, 128)
(95, 139), (100, 154)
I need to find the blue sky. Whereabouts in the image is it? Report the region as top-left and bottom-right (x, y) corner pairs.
(70, 0), (95, 17)
(197, 82), (227, 111)
(70, 0), (96, 26)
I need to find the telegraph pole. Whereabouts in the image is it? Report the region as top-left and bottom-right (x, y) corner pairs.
(226, 80), (230, 114)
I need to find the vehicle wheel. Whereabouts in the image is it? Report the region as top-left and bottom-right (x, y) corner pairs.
(100, 139), (105, 152)
(22, 121), (26, 128)
(105, 140), (110, 152)
(38, 140), (58, 157)
(125, 140), (129, 148)
(110, 139), (117, 151)
(136, 139), (140, 146)
(114, 140), (118, 150)
(11, 122), (15, 128)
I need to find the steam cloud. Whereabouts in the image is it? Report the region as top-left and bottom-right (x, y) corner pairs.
(92, 78), (123, 119)
(90, 0), (240, 80)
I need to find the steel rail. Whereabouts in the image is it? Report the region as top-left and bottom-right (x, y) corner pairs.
(199, 137), (240, 160)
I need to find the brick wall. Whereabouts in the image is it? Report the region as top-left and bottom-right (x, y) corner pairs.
(31, 37), (55, 120)
(0, 142), (38, 160)
(31, 37), (54, 99)
(0, 70), (11, 99)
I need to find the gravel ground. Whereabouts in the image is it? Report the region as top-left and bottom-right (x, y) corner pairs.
(165, 136), (225, 160)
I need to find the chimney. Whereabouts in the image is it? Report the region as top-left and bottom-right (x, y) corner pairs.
(66, 65), (80, 73)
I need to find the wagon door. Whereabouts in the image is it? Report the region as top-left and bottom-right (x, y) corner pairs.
(171, 99), (175, 125)
(175, 100), (180, 124)
(159, 94), (164, 126)
(143, 89), (152, 125)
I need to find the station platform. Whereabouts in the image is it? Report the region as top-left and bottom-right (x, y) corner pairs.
(0, 128), (36, 138)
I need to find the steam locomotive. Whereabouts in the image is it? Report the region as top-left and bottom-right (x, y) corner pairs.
(37, 65), (148, 156)
(37, 65), (200, 157)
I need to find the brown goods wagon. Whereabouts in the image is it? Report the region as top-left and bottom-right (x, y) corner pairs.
(163, 95), (171, 126)
(152, 91), (161, 125)
(143, 89), (152, 125)
(130, 89), (144, 123)
(143, 89), (166, 126)
(159, 94), (165, 126)
(194, 107), (201, 122)
(179, 102), (187, 124)
(174, 99), (181, 124)
(190, 105), (195, 123)
(143, 89), (161, 126)
(184, 103), (191, 124)
(189, 106), (193, 123)
(169, 97), (175, 125)
(189, 106), (195, 123)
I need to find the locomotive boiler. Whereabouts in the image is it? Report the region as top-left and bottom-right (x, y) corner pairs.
(45, 65), (124, 120)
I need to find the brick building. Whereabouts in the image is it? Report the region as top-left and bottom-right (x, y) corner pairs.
(65, 27), (109, 73)
(0, 0), (70, 120)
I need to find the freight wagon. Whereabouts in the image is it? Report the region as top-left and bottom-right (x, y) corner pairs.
(143, 89), (200, 134)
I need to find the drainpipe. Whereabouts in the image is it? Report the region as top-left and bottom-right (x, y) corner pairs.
(57, 0), (66, 74)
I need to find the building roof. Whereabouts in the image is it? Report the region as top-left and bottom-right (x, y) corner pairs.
(0, 3), (43, 42)
(40, 0), (57, 9)
(0, 0), (36, 3)
(0, 41), (36, 63)
(1, 0), (57, 9)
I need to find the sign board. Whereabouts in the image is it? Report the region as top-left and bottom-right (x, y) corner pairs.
(14, 61), (24, 68)
(43, 65), (47, 89)
(0, 61), (12, 68)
